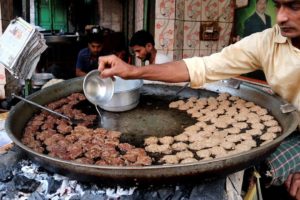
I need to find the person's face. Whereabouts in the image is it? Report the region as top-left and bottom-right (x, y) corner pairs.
(274, 0), (300, 38)
(88, 42), (103, 56)
(131, 43), (152, 62)
(256, 0), (267, 14)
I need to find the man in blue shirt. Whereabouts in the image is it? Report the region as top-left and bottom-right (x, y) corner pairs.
(76, 33), (108, 76)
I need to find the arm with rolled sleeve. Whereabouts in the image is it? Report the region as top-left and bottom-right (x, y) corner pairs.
(183, 33), (264, 88)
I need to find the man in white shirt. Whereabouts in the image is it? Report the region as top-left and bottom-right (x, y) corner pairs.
(129, 30), (172, 65)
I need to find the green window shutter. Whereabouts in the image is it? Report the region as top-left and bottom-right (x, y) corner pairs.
(52, 0), (67, 31)
(35, 0), (67, 32)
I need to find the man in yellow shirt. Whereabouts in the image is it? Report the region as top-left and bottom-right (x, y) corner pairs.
(98, 0), (300, 199)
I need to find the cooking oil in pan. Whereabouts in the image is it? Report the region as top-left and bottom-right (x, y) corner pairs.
(101, 96), (197, 147)
(73, 97), (197, 147)
(95, 104), (103, 124)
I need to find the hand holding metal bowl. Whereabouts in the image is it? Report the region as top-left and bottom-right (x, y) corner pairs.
(83, 70), (114, 105)
(83, 69), (143, 112)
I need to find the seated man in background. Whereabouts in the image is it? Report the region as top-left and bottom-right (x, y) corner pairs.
(76, 32), (109, 76)
(130, 30), (171, 65)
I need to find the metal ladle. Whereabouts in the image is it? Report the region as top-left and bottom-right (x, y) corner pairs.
(170, 82), (190, 101)
(12, 93), (84, 125)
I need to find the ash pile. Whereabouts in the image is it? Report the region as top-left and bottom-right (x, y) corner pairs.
(0, 147), (226, 200)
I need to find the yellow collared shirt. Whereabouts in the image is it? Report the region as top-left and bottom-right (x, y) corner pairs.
(183, 25), (300, 111)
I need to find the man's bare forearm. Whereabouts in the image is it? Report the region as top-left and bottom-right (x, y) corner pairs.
(99, 55), (190, 82)
(126, 60), (190, 82)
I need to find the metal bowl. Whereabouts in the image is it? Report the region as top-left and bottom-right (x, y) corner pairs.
(83, 70), (114, 105)
(32, 73), (54, 86)
(99, 77), (143, 112)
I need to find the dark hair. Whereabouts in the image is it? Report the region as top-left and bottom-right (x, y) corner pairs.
(87, 32), (104, 44)
(129, 30), (154, 47)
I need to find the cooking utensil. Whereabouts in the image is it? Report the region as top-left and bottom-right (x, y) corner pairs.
(11, 93), (83, 125)
(175, 83), (189, 96)
(32, 73), (54, 86)
(83, 70), (114, 106)
(170, 82), (190, 101)
(83, 70), (143, 112)
(5, 78), (299, 185)
(99, 76), (143, 112)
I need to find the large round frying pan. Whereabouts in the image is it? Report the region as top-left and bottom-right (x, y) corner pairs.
(5, 77), (299, 185)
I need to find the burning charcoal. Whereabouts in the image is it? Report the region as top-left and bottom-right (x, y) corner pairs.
(36, 166), (48, 173)
(171, 185), (193, 200)
(2, 189), (19, 200)
(81, 190), (106, 200)
(119, 196), (137, 200)
(0, 181), (16, 194)
(47, 177), (62, 194)
(141, 190), (159, 199)
(189, 179), (226, 200)
(13, 175), (40, 193)
(157, 187), (175, 200)
(14, 160), (32, 172)
(0, 164), (13, 182)
(0, 147), (24, 172)
(68, 194), (81, 200)
(28, 191), (45, 200)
